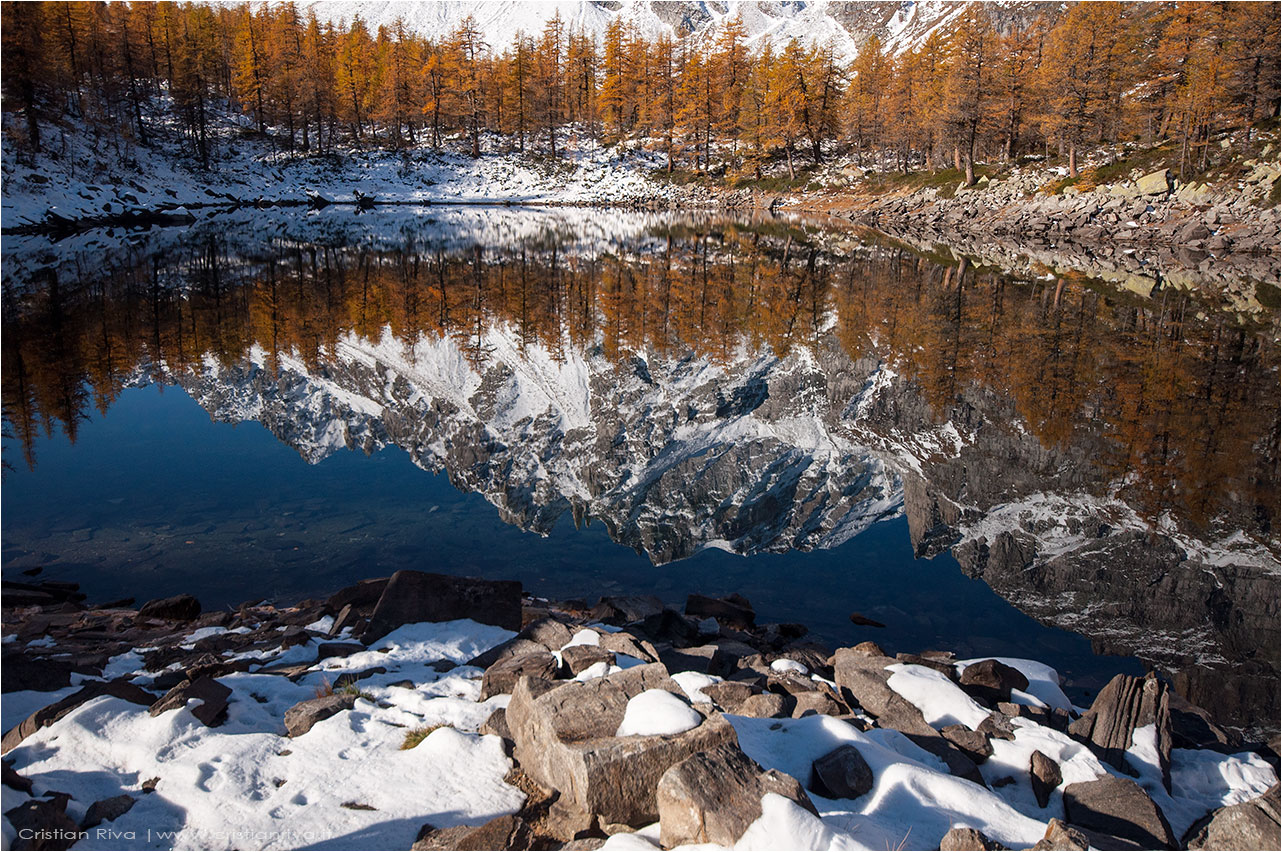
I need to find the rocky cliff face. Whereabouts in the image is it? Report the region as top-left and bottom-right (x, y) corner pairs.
(156, 315), (1279, 733)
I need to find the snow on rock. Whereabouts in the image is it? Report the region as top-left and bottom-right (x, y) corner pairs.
(728, 714), (1049, 850)
(616, 689), (703, 737)
(956, 657), (1073, 712)
(885, 664), (990, 730)
(770, 659), (810, 676)
(670, 671), (723, 704)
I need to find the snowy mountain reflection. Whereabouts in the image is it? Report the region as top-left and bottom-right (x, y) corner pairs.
(2, 209), (1278, 733)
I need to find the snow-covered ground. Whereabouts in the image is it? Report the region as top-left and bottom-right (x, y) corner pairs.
(3, 617), (1274, 851)
(1, 103), (687, 231)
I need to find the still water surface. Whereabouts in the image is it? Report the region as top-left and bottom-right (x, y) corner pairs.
(2, 208), (1276, 723)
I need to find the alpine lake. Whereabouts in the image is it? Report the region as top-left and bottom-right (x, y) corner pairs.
(3, 206), (1278, 737)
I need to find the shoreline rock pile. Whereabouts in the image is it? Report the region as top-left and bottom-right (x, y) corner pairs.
(3, 572), (1278, 851)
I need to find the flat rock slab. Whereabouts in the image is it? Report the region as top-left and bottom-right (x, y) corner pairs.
(832, 648), (935, 736)
(2, 681), (155, 754)
(361, 570), (522, 643)
(284, 693), (357, 737)
(657, 743), (816, 848)
(149, 677), (231, 727)
(1062, 775), (1176, 849)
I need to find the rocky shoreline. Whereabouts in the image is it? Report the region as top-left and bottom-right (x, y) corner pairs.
(3, 572), (1278, 851)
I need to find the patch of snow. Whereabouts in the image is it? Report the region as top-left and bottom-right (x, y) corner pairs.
(616, 690), (702, 737)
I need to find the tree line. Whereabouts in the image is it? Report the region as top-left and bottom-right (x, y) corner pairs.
(2, 1), (1278, 178)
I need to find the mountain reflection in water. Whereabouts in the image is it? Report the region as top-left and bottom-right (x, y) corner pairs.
(2, 209), (1278, 735)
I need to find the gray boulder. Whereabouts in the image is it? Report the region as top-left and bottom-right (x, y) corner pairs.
(1030, 750), (1062, 808)
(940, 826), (1008, 850)
(361, 570), (522, 643)
(506, 663), (738, 826)
(736, 692), (791, 718)
(1062, 775), (1176, 849)
(1068, 672), (1172, 790)
(810, 744), (874, 799)
(283, 693), (356, 737)
(833, 648), (934, 736)
(561, 645), (615, 676)
(959, 659), (1029, 705)
(480, 652), (558, 700)
(1183, 783), (1280, 850)
(1136, 169), (1171, 196)
(657, 743), (817, 848)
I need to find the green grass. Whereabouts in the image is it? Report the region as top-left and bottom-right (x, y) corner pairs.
(400, 724), (449, 750)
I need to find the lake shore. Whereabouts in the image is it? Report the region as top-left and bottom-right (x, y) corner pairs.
(3, 572), (1278, 851)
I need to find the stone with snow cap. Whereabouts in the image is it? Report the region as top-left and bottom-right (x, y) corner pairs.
(657, 743), (816, 848)
(506, 662), (738, 826)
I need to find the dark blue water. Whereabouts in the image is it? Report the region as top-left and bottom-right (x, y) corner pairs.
(2, 384), (1142, 702)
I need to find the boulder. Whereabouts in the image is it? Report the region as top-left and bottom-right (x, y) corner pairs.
(517, 617), (575, 651)
(561, 645), (615, 676)
(149, 677), (232, 727)
(2, 680), (155, 754)
(596, 631), (658, 663)
(81, 795), (136, 829)
(480, 652), (559, 700)
(792, 691), (846, 718)
(589, 595), (664, 625)
(1030, 750), (1062, 808)
(506, 663), (738, 826)
(316, 642), (365, 662)
(833, 648), (935, 736)
(1067, 671), (1172, 790)
(480, 708), (512, 742)
(1, 653), (78, 693)
(657, 744), (817, 848)
(1136, 169), (1171, 196)
(1031, 818), (1091, 851)
(1178, 221), (1213, 243)
(4, 798), (81, 851)
(283, 693), (357, 737)
(467, 638), (550, 670)
(959, 659), (1028, 705)
(1183, 783), (1280, 850)
(325, 578), (389, 613)
(1062, 776), (1176, 849)
(361, 570), (522, 643)
(685, 593), (755, 630)
(942, 725), (993, 763)
(138, 594), (201, 621)
(412, 814), (532, 850)
(940, 826), (1008, 850)
(699, 681), (761, 713)
(735, 692), (791, 718)
(810, 744), (874, 799)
